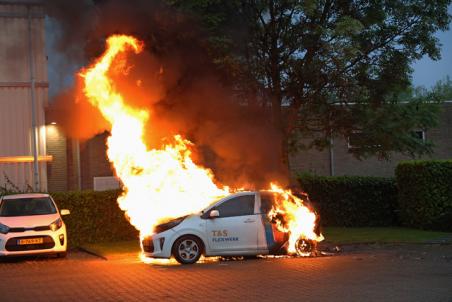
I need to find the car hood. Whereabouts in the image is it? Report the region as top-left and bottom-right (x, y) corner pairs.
(0, 214), (60, 228)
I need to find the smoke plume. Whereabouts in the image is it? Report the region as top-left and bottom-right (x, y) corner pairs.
(45, 0), (287, 187)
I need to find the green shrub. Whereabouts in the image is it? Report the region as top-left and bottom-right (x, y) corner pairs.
(297, 174), (398, 227)
(51, 190), (138, 247)
(395, 160), (452, 231)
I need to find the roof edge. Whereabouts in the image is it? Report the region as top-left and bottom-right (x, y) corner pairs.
(0, 0), (43, 6)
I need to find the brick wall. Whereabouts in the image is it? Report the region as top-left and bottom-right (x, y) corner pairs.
(46, 124), (68, 191)
(290, 102), (452, 177)
(80, 132), (115, 190)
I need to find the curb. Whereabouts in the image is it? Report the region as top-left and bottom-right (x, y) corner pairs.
(77, 247), (108, 261)
(322, 241), (452, 247)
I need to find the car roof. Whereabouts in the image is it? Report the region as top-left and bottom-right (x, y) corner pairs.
(1, 193), (50, 200)
(229, 191), (257, 196)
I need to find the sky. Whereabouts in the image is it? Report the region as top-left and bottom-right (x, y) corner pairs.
(411, 5), (452, 88)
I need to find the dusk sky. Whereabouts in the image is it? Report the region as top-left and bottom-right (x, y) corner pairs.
(412, 5), (452, 88)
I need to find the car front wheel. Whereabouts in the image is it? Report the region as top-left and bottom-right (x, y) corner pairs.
(172, 235), (202, 264)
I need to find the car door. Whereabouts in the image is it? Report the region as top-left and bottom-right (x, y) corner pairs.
(205, 193), (259, 253)
(257, 192), (289, 253)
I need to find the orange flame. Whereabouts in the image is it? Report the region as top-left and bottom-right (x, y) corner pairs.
(80, 34), (323, 255)
(80, 35), (229, 237)
(268, 183), (324, 254)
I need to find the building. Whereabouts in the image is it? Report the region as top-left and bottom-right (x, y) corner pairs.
(42, 101), (452, 192)
(45, 127), (118, 192)
(0, 0), (49, 192)
(290, 101), (452, 177)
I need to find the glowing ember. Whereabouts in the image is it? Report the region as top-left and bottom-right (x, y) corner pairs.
(268, 184), (324, 254)
(80, 34), (323, 257)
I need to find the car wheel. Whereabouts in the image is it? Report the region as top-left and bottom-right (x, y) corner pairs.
(172, 235), (202, 264)
(295, 238), (315, 256)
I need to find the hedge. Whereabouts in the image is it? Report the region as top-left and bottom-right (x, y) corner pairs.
(395, 160), (452, 231)
(297, 174), (398, 227)
(51, 190), (138, 247)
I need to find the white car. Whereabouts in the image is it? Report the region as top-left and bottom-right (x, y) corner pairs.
(142, 191), (320, 264)
(0, 193), (70, 257)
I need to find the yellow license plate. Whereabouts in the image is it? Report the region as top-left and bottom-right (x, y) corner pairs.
(18, 238), (44, 245)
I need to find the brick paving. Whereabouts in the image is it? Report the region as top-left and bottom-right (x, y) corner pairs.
(0, 244), (451, 302)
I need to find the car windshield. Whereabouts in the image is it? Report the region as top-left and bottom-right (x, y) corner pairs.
(202, 196), (227, 212)
(0, 197), (57, 217)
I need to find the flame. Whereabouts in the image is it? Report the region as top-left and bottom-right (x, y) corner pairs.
(80, 35), (229, 237)
(80, 34), (323, 257)
(268, 184), (324, 254)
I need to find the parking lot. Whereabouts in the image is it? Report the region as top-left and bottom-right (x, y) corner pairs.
(0, 244), (451, 302)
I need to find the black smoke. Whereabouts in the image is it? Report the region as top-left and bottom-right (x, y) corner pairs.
(45, 0), (287, 188)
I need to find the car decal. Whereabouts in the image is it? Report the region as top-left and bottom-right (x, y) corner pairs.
(211, 229), (239, 242)
(261, 214), (275, 248)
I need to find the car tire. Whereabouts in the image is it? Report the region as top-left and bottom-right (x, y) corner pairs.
(295, 238), (315, 256)
(172, 235), (203, 264)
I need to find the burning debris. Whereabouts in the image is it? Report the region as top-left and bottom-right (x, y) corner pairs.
(79, 34), (323, 261)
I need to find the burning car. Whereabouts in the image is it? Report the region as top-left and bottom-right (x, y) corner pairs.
(142, 191), (322, 264)
(77, 35), (324, 264)
(0, 193), (70, 257)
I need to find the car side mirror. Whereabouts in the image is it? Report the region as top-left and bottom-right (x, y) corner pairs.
(60, 209), (70, 216)
(209, 210), (219, 218)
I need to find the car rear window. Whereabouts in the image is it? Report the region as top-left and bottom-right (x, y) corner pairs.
(0, 197), (57, 217)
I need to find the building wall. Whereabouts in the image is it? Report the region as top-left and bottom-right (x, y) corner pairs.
(290, 102), (452, 178)
(45, 124), (67, 191)
(0, 1), (48, 191)
(80, 132), (115, 190)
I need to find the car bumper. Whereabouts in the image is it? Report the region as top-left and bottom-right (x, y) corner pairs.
(0, 226), (67, 256)
(141, 229), (175, 259)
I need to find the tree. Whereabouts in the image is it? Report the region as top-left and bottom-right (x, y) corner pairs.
(169, 0), (451, 163)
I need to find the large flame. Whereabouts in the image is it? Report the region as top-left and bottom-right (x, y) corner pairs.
(80, 34), (322, 255)
(80, 35), (229, 237)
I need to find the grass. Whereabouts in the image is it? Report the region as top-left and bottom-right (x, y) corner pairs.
(80, 227), (452, 259)
(323, 227), (452, 244)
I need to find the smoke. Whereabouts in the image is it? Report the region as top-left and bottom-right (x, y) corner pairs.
(45, 0), (287, 187)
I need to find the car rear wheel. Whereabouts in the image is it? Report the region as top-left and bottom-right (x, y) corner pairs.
(295, 238), (315, 256)
(172, 235), (202, 264)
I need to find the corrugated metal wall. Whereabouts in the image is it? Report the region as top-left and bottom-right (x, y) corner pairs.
(0, 1), (48, 191)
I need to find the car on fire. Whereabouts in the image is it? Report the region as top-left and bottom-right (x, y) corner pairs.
(0, 193), (70, 257)
(142, 191), (321, 264)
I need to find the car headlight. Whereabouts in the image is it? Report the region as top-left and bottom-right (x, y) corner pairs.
(49, 218), (63, 231)
(153, 216), (186, 234)
(0, 223), (9, 234)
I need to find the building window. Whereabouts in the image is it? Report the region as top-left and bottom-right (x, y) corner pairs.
(347, 131), (382, 150)
(348, 131), (364, 149)
(411, 130), (425, 142)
